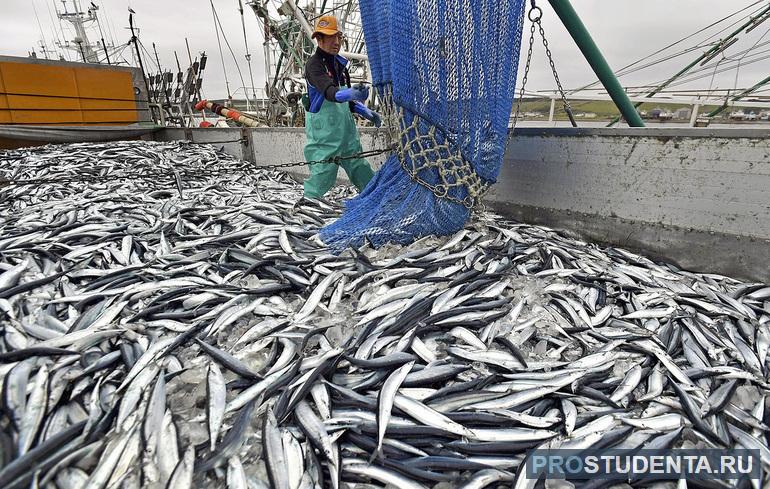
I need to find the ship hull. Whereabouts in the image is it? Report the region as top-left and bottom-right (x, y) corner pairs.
(0, 55), (150, 128)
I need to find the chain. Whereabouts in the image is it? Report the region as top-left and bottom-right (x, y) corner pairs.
(511, 17), (536, 134)
(255, 145), (396, 171)
(536, 11), (577, 127)
(406, 171), (481, 209)
(0, 145), (397, 188)
(509, 2), (576, 144)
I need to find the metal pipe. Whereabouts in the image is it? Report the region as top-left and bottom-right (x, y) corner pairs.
(238, 0), (258, 111)
(271, 53), (285, 90)
(285, 0), (315, 40)
(547, 0), (645, 127)
(689, 103), (700, 127)
(195, 99), (261, 127)
(101, 38), (110, 64)
(340, 51), (368, 61)
(185, 38), (193, 65)
(548, 98), (556, 123)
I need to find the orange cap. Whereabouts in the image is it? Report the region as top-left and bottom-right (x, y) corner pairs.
(312, 15), (340, 39)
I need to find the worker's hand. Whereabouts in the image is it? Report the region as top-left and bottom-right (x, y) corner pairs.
(353, 102), (382, 127)
(370, 110), (382, 128)
(335, 86), (369, 103)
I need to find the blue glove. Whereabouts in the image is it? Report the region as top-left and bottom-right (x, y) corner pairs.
(335, 85), (369, 103)
(353, 102), (382, 127)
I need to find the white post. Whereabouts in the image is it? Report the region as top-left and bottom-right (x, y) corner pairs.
(548, 97), (556, 124)
(689, 103), (700, 127)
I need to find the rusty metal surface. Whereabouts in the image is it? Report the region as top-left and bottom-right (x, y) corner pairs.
(0, 55), (149, 125)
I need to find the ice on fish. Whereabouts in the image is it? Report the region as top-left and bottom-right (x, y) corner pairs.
(0, 141), (769, 488)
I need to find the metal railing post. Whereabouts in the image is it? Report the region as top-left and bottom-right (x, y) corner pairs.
(689, 103), (700, 127)
(548, 97), (556, 123)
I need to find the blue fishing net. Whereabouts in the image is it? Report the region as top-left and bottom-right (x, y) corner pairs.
(320, 0), (527, 252)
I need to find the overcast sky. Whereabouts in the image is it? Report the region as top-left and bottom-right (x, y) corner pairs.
(2, 0), (769, 100)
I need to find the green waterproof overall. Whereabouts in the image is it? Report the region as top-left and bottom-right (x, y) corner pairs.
(303, 99), (374, 199)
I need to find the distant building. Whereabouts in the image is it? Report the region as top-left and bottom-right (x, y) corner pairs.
(675, 108), (692, 119)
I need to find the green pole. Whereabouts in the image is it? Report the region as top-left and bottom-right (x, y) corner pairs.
(547, 0), (644, 127)
(271, 52), (285, 90)
(707, 73), (770, 118)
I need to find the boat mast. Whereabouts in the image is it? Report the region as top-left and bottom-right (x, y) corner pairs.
(56, 0), (102, 63)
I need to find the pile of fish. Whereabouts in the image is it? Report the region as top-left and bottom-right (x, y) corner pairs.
(1, 140), (769, 489)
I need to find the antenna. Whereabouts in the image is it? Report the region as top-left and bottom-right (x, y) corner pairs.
(55, 0), (105, 63)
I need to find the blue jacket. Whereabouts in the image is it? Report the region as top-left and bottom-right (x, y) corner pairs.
(305, 47), (354, 114)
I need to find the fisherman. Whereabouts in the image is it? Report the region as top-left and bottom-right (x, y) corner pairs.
(302, 15), (382, 199)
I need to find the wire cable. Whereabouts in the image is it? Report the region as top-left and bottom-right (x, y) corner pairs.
(210, 0), (233, 99)
(31, 0), (51, 58)
(731, 24), (770, 92)
(667, 51), (770, 88)
(238, 0), (259, 110)
(97, 0), (118, 47)
(210, 0), (249, 104)
(137, 39), (161, 73)
(570, 0), (770, 95)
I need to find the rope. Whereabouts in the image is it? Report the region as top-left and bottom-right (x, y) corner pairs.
(371, 84), (490, 210)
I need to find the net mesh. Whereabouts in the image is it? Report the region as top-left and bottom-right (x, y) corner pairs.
(320, 0), (526, 252)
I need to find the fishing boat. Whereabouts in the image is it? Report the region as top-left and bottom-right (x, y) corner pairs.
(0, 1), (209, 149)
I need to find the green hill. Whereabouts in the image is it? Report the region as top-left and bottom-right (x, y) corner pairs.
(513, 98), (761, 121)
